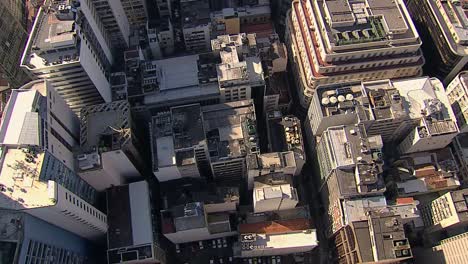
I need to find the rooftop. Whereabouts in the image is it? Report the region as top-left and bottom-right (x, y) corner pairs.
(21, 1), (80, 70)
(393, 147), (461, 196)
(79, 101), (132, 153)
(247, 152), (297, 173)
(181, 0), (211, 28)
(107, 181), (153, 249)
(267, 114), (304, 158)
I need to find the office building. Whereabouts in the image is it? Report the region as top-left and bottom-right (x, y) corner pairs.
(253, 173), (299, 213)
(238, 218), (318, 257)
(78, 0), (130, 49)
(0, 80), (106, 240)
(307, 77), (458, 149)
(211, 4), (272, 37)
(424, 232), (468, 264)
(447, 71), (468, 132)
(247, 152), (298, 190)
(212, 33), (265, 103)
(317, 125), (386, 234)
(286, 0), (424, 108)
(147, 18), (175, 59)
(391, 148), (461, 197)
(0, 1), (30, 88)
(406, 0), (468, 84)
(76, 101), (144, 191)
(121, 0), (148, 27)
(152, 100), (259, 184)
(0, 210), (93, 264)
(160, 179), (239, 244)
(420, 189), (468, 234)
(156, 0), (172, 17)
(21, 1), (112, 113)
(330, 210), (413, 264)
(181, 0), (212, 51)
(107, 181), (166, 264)
(266, 113), (305, 174)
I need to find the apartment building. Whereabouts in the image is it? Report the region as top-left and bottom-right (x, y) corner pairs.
(121, 0), (148, 27)
(330, 210), (413, 264)
(0, 1), (30, 88)
(0, 80), (106, 240)
(447, 71), (468, 132)
(286, 0), (424, 108)
(420, 189), (468, 234)
(306, 77), (458, 151)
(391, 148), (461, 197)
(21, 1), (112, 113)
(0, 211), (94, 263)
(451, 133), (468, 185)
(76, 101), (144, 191)
(247, 152), (298, 190)
(147, 18), (175, 59)
(160, 179), (239, 244)
(107, 181), (166, 264)
(406, 0), (468, 84)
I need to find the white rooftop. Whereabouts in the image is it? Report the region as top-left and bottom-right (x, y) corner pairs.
(342, 196), (388, 224)
(129, 181), (154, 245)
(156, 136), (176, 167)
(154, 55), (200, 91)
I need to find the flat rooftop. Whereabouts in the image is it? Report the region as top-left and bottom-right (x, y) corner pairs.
(267, 115), (304, 157)
(171, 104), (205, 149)
(22, 3), (80, 70)
(0, 147), (50, 210)
(152, 55), (200, 91)
(181, 0), (210, 28)
(107, 181), (153, 249)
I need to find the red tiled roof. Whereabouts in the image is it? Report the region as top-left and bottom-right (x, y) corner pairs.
(239, 218), (310, 234)
(396, 197), (414, 205)
(240, 23), (274, 38)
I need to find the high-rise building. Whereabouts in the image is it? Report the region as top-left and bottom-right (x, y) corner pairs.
(420, 189), (468, 234)
(0, 1), (31, 88)
(424, 232), (468, 264)
(0, 80), (106, 240)
(451, 133), (468, 185)
(447, 71), (468, 132)
(247, 152), (298, 190)
(253, 173), (299, 213)
(76, 101), (145, 191)
(330, 210), (413, 264)
(406, 0), (468, 84)
(107, 181), (166, 264)
(0, 210), (94, 263)
(286, 0), (424, 108)
(20, 1), (112, 113)
(306, 77), (459, 149)
(121, 0), (148, 27)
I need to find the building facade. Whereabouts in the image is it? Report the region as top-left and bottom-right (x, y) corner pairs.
(447, 71), (468, 132)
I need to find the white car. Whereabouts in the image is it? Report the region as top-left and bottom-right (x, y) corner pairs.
(217, 239), (222, 248)
(212, 240), (216, 249)
(198, 241), (204, 249)
(175, 244), (180, 253)
(222, 237), (228, 247)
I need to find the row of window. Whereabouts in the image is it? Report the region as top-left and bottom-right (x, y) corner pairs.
(64, 191), (106, 224)
(25, 239), (86, 264)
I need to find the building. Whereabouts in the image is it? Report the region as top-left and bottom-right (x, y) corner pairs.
(447, 71), (468, 132)
(21, 1), (112, 113)
(247, 152), (298, 190)
(424, 232), (468, 264)
(107, 181), (166, 264)
(253, 173), (299, 213)
(237, 218), (318, 257)
(181, 0), (212, 51)
(391, 148), (461, 197)
(317, 125), (386, 235)
(0, 80), (106, 240)
(0, 210), (94, 264)
(0, 1), (30, 88)
(212, 33), (265, 103)
(160, 179), (239, 244)
(330, 210), (413, 264)
(151, 100), (259, 184)
(286, 0), (424, 108)
(156, 0), (172, 18)
(451, 133), (468, 185)
(77, 101), (144, 191)
(266, 113), (305, 174)
(78, 0), (130, 49)
(121, 0), (148, 27)
(420, 189), (468, 234)
(147, 18), (175, 59)
(307, 77), (458, 149)
(406, 0), (468, 84)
